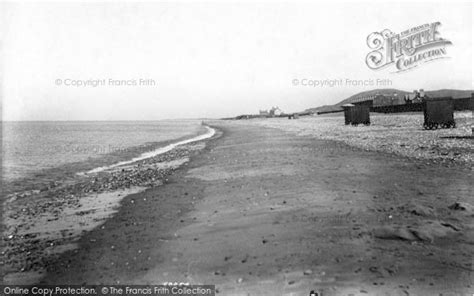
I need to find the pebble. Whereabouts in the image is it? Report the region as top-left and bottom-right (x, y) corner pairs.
(248, 112), (473, 166)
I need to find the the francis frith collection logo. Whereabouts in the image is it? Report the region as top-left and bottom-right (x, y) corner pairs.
(366, 22), (452, 73)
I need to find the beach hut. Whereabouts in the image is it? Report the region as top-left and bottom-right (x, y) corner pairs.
(352, 105), (370, 125)
(422, 97), (456, 129)
(342, 104), (355, 125)
(342, 104), (370, 125)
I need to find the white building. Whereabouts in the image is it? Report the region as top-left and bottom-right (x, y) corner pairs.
(270, 106), (282, 116)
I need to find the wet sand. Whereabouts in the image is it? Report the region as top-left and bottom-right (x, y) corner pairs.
(2, 134), (212, 284)
(36, 122), (472, 295)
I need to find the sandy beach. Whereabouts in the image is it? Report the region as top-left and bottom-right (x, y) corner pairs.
(27, 120), (473, 295)
(2, 2), (472, 295)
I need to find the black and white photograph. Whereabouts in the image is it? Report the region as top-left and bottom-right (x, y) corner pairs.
(1, 1), (473, 295)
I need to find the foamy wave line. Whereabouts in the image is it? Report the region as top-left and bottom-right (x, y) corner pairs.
(83, 126), (215, 174)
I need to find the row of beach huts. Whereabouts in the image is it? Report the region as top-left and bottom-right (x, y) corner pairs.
(232, 89), (473, 131)
(339, 90), (473, 129)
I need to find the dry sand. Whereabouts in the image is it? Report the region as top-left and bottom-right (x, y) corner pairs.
(35, 121), (473, 295)
(240, 111), (473, 165)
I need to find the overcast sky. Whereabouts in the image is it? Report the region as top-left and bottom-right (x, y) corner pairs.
(1, 1), (472, 121)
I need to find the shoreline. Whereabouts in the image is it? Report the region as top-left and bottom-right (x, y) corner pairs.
(1, 126), (221, 285)
(29, 121), (473, 295)
(2, 125), (211, 196)
(84, 126), (215, 174)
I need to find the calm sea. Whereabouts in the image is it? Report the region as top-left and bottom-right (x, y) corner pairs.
(2, 120), (204, 186)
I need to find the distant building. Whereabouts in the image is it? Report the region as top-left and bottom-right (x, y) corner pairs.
(373, 93), (404, 107)
(404, 89), (424, 104)
(259, 106), (283, 117)
(269, 106), (282, 116)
